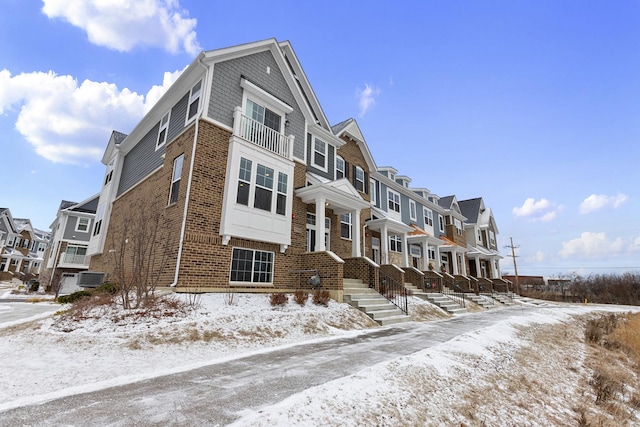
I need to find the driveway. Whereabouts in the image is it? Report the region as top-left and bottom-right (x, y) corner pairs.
(0, 305), (541, 426)
(0, 301), (59, 327)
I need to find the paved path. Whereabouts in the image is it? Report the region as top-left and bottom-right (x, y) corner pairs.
(0, 301), (59, 326)
(0, 305), (541, 426)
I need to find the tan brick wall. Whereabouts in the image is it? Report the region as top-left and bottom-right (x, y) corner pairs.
(402, 267), (424, 288)
(344, 257), (378, 286)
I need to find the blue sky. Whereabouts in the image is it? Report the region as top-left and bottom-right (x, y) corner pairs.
(1, 0), (639, 277)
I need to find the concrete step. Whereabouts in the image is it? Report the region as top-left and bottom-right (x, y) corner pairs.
(343, 278), (412, 326)
(379, 315), (413, 326)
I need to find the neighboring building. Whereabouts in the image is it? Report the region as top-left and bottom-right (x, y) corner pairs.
(87, 38), (504, 301)
(459, 197), (503, 280)
(42, 195), (99, 290)
(0, 210), (48, 282)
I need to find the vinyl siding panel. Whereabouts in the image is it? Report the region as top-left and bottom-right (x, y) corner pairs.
(117, 125), (164, 197)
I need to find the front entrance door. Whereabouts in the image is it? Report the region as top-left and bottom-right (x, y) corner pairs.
(306, 213), (330, 252)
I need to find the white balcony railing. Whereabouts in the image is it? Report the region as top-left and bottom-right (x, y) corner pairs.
(233, 107), (294, 159)
(61, 253), (89, 266)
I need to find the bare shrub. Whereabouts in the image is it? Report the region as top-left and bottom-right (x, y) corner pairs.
(589, 368), (623, 404)
(223, 288), (238, 306)
(269, 293), (288, 306)
(609, 312), (640, 364)
(312, 289), (331, 306)
(108, 198), (176, 310)
(293, 290), (309, 306)
(183, 289), (202, 310)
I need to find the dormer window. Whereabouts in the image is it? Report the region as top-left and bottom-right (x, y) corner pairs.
(156, 111), (170, 149)
(388, 189), (400, 213)
(186, 80), (202, 123)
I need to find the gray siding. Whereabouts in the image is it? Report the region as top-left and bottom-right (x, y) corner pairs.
(116, 92), (189, 198)
(117, 125), (164, 197)
(208, 50), (306, 160)
(63, 216), (93, 242)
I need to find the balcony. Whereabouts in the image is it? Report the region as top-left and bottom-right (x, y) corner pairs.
(59, 253), (90, 267)
(233, 107), (294, 159)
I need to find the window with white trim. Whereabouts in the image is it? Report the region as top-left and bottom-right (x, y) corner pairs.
(276, 172), (287, 216)
(477, 229), (483, 243)
(387, 190), (400, 213)
(93, 204), (105, 236)
(313, 137), (327, 170)
(168, 154), (184, 205)
(186, 80), (202, 123)
(389, 235), (402, 252)
(246, 98), (282, 132)
(254, 164), (274, 212)
(75, 217), (89, 232)
(370, 178), (377, 205)
(236, 157), (252, 206)
(454, 218), (463, 235)
(354, 166), (365, 192)
(230, 247), (274, 284)
(428, 246), (436, 260)
(156, 111), (170, 149)
(340, 213), (352, 239)
(424, 208), (433, 227)
(489, 230), (496, 246)
(104, 160), (115, 186)
(409, 200), (417, 221)
(438, 215), (445, 232)
(7, 236), (15, 247)
(335, 155), (345, 179)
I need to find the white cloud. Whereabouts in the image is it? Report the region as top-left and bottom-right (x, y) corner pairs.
(559, 232), (626, 259)
(0, 68), (181, 164)
(512, 198), (562, 222)
(578, 193), (629, 214)
(526, 251), (546, 263)
(41, 0), (200, 56)
(356, 83), (380, 117)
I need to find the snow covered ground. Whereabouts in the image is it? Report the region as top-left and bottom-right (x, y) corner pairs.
(1, 285), (639, 426)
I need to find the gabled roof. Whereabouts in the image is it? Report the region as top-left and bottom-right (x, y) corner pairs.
(14, 218), (34, 236)
(63, 193), (100, 215)
(0, 208), (17, 234)
(459, 198), (483, 224)
(331, 118), (377, 172)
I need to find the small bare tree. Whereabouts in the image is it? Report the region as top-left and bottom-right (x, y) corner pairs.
(109, 198), (175, 309)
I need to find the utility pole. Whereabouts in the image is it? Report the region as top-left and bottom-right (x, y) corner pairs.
(505, 237), (520, 294)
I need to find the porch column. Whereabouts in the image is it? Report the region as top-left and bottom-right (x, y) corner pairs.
(380, 225), (389, 264)
(475, 257), (481, 277)
(2, 258), (9, 272)
(315, 197), (326, 251)
(351, 209), (361, 257)
(461, 253), (467, 275)
(452, 250), (459, 274)
(401, 232), (409, 268)
(422, 242), (430, 270)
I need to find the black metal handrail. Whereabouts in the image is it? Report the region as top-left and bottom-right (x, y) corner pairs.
(374, 269), (408, 315)
(442, 283), (466, 308)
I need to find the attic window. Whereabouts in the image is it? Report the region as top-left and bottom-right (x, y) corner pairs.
(186, 80), (202, 123)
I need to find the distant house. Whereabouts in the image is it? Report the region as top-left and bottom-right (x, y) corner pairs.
(0, 209), (48, 282)
(42, 195), (99, 290)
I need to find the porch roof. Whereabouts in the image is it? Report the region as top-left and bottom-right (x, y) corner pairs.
(296, 175), (369, 214)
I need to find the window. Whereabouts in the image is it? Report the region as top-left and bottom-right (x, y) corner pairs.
(409, 200), (417, 221)
(230, 247), (274, 284)
(254, 164), (274, 211)
(370, 178), (377, 205)
(7, 236), (15, 247)
(428, 246), (436, 260)
(335, 156), (345, 179)
(354, 166), (365, 192)
(76, 217), (89, 232)
(169, 154), (184, 205)
(341, 213), (352, 239)
(438, 215), (445, 232)
(104, 160), (115, 186)
(424, 208), (433, 227)
(454, 218), (463, 235)
(276, 172), (288, 216)
(186, 80), (202, 122)
(237, 157), (252, 206)
(14, 238), (21, 247)
(477, 229), (483, 243)
(246, 99), (281, 132)
(489, 231), (496, 246)
(156, 111), (170, 149)
(64, 245), (87, 264)
(388, 190), (400, 213)
(93, 205), (105, 237)
(389, 235), (402, 252)
(313, 138), (327, 170)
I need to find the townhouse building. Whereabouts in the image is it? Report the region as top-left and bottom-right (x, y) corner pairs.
(0, 209), (48, 282)
(42, 195), (98, 290)
(87, 38), (503, 302)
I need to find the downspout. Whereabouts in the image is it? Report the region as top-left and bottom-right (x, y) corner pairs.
(170, 56), (208, 287)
